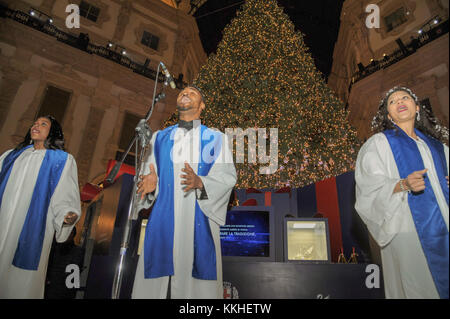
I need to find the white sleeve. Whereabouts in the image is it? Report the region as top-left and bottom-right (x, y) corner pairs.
(445, 144), (449, 176)
(134, 131), (159, 216)
(197, 134), (237, 226)
(354, 134), (408, 247)
(0, 149), (13, 171)
(50, 154), (82, 243)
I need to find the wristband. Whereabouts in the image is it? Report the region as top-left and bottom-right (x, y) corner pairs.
(399, 179), (410, 193)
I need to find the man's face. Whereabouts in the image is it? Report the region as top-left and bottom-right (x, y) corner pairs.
(176, 87), (205, 120)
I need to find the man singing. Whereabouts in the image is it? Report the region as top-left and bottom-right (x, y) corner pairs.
(131, 86), (237, 299)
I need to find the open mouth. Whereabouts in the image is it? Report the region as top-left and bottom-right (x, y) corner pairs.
(180, 96), (191, 103)
(31, 129), (40, 134)
(397, 105), (408, 113)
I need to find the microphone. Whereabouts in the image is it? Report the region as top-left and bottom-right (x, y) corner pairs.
(159, 62), (176, 89)
(154, 92), (166, 102)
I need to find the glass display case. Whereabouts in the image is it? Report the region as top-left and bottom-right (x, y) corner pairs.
(284, 218), (331, 262)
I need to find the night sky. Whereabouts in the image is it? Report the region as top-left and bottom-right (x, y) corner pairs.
(193, 0), (345, 79)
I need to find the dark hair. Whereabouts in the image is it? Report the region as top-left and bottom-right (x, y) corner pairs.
(187, 84), (206, 104)
(15, 115), (66, 151)
(371, 86), (449, 145)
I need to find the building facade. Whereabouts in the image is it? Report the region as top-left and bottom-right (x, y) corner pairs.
(0, 0), (207, 186)
(328, 0), (449, 140)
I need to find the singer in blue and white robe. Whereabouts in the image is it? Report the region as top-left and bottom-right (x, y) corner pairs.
(0, 147), (81, 298)
(132, 123), (236, 299)
(355, 132), (449, 299)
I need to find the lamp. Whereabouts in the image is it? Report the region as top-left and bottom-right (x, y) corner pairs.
(29, 8), (53, 24)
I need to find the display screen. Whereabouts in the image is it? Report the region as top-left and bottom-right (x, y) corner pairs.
(220, 210), (271, 257)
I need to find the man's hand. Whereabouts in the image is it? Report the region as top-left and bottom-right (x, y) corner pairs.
(180, 162), (204, 192)
(63, 212), (78, 226)
(137, 163), (157, 200)
(405, 168), (428, 192)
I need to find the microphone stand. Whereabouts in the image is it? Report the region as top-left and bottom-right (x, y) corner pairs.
(109, 63), (167, 299)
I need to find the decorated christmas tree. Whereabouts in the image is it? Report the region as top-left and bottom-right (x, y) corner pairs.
(165, 0), (360, 188)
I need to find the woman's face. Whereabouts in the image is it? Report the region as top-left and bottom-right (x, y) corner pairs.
(386, 90), (419, 125)
(30, 117), (51, 144)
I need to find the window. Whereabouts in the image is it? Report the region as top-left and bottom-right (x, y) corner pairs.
(79, 1), (100, 23)
(116, 112), (142, 166)
(384, 7), (408, 32)
(36, 85), (71, 124)
(141, 31), (160, 51)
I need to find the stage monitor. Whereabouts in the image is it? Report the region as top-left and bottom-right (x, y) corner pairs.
(220, 206), (275, 262)
(283, 218), (331, 263)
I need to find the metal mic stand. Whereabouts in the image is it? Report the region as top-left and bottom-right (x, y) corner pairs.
(109, 63), (167, 299)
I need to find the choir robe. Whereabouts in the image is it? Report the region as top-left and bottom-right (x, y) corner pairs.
(355, 132), (449, 299)
(132, 125), (237, 299)
(0, 147), (81, 299)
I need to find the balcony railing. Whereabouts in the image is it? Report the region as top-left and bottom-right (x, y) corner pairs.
(0, 4), (185, 88)
(352, 19), (449, 84)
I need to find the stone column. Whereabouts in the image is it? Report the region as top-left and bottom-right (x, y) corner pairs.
(76, 102), (106, 186)
(61, 90), (79, 151)
(415, 76), (448, 126)
(103, 107), (125, 166)
(1, 49), (37, 146)
(112, 0), (132, 43)
(0, 68), (27, 133)
(172, 28), (191, 76)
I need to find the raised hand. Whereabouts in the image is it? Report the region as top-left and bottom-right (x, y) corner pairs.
(63, 212), (78, 226)
(137, 163), (157, 200)
(405, 168), (428, 192)
(180, 162), (204, 192)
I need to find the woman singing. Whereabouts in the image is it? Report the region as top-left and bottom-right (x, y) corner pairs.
(0, 115), (81, 298)
(355, 87), (448, 299)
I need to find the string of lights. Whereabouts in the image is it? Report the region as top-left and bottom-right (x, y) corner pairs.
(195, 1), (245, 19)
(165, 0), (361, 189)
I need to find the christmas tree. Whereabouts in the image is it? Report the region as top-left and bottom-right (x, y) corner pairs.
(166, 0), (360, 188)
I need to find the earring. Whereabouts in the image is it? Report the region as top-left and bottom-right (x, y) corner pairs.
(389, 117), (396, 126)
(416, 111), (420, 121)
